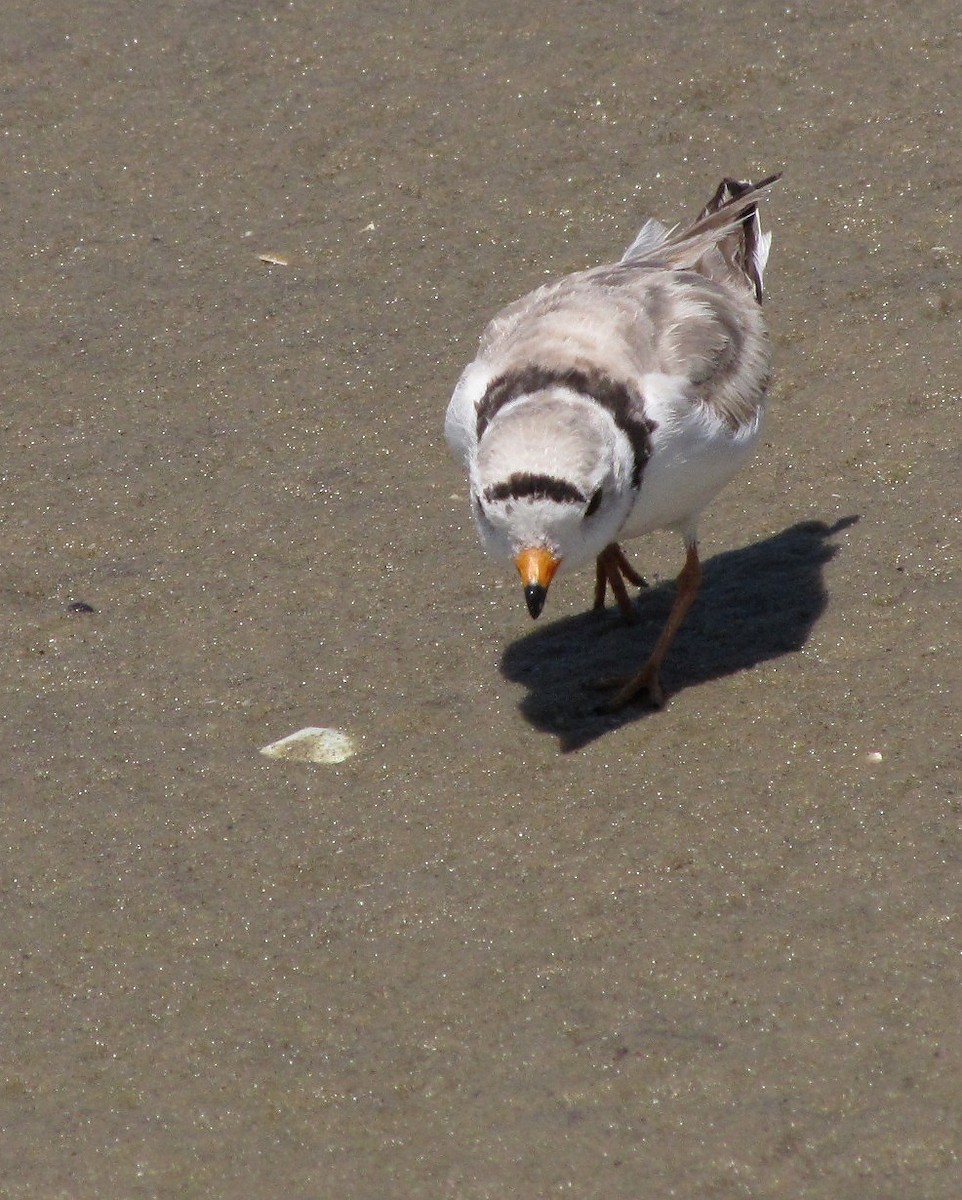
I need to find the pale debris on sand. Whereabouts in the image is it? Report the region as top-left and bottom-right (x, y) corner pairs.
(259, 727), (356, 764)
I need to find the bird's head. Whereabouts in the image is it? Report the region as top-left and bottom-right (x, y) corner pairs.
(469, 392), (637, 618)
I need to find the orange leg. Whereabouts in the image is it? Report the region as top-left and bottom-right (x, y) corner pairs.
(600, 542), (702, 710)
(593, 543), (648, 623)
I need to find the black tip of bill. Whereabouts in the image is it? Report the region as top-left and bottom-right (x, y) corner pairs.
(523, 583), (548, 619)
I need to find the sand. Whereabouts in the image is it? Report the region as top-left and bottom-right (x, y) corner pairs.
(2, 2), (960, 1195)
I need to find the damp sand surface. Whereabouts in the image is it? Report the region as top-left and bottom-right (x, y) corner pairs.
(3, 3), (960, 1196)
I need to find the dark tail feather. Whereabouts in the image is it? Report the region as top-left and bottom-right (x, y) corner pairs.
(698, 173), (781, 303)
(621, 173), (780, 300)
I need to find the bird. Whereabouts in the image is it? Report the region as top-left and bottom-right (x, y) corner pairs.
(444, 174), (778, 709)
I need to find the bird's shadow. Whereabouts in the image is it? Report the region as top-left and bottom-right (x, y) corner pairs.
(500, 516), (858, 752)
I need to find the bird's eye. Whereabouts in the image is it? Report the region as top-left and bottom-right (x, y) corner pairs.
(584, 489), (603, 518)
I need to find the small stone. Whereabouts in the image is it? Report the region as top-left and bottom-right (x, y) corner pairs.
(865, 750), (883, 764)
(259, 727), (356, 764)
(67, 601), (96, 614)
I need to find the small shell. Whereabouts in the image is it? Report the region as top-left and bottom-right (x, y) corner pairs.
(260, 727), (356, 764)
(257, 253), (289, 266)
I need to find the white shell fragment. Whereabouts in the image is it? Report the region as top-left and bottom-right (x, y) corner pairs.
(259, 727), (356, 764)
(257, 252), (289, 266)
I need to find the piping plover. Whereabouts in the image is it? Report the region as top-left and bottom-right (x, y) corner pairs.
(445, 175), (778, 709)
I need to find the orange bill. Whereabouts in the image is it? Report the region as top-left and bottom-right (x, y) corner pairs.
(514, 547), (561, 590)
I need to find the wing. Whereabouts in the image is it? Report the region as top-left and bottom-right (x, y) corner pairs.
(446, 174), (777, 455)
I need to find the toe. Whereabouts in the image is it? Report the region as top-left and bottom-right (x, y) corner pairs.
(602, 667), (665, 712)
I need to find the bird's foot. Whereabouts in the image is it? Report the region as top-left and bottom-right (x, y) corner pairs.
(593, 544), (648, 624)
(591, 542), (700, 713)
(593, 597), (640, 625)
(592, 663), (665, 712)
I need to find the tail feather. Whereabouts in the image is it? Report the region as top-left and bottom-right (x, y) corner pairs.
(621, 173), (780, 303)
(696, 174), (779, 302)
(620, 217), (673, 261)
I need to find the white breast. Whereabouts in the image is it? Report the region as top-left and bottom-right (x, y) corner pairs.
(620, 372), (763, 542)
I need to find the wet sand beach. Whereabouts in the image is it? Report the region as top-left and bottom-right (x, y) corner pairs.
(2, 2), (960, 1195)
